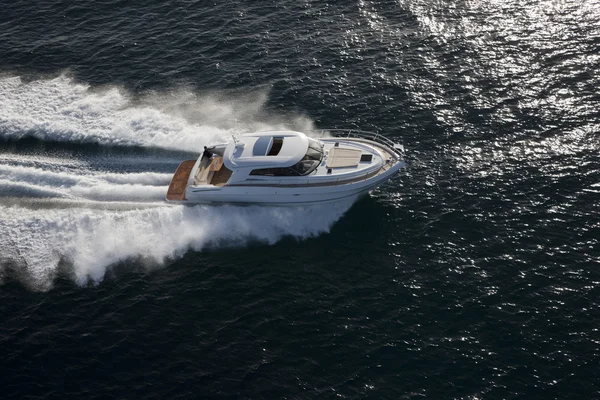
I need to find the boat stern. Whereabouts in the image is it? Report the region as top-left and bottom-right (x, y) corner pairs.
(165, 160), (196, 202)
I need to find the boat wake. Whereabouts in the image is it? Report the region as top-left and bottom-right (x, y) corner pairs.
(0, 74), (314, 150)
(0, 201), (350, 291)
(0, 74), (351, 290)
(0, 162), (172, 202)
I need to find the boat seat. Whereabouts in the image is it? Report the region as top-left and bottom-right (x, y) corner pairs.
(209, 157), (224, 171)
(195, 169), (214, 184)
(194, 158), (214, 185)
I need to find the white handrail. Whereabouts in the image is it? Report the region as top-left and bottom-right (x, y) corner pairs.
(311, 129), (404, 154)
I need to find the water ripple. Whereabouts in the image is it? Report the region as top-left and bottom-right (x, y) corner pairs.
(2, 0), (600, 398)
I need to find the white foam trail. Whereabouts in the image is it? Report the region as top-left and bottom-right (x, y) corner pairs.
(68, 183), (168, 202)
(0, 74), (345, 291)
(0, 153), (87, 170)
(0, 74), (314, 150)
(101, 172), (172, 185)
(0, 179), (71, 199)
(0, 200), (352, 290)
(0, 164), (172, 186)
(0, 164), (172, 202)
(0, 164), (81, 187)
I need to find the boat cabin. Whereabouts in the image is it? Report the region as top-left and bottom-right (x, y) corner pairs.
(193, 131), (324, 186)
(166, 129), (403, 202)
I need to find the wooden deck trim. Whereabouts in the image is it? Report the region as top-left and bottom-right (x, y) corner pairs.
(166, 160), (196, 201)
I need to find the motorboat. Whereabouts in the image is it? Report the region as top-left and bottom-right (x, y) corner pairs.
(165, 129), (406, 205)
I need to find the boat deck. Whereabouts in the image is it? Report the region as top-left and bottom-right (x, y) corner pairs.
(193, 156), (232, 187)
(210, 166), (233, 186)
(166, 160), (196, 201)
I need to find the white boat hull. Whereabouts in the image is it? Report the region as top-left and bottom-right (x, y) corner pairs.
(175, 161), (405, 205)
(165, 129), (407, 206)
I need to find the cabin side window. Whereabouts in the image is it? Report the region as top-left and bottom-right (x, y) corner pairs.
(250, 167), (298, 176)
(250, 139), (324, 177)
(267, 137), (284, 156)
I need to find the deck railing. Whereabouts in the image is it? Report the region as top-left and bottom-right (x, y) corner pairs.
(312, 129), (404, 154)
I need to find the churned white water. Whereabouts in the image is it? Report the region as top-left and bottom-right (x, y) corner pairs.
(0, 202), (350, 290)
(0, 74), (314, 150)
(0, 75), (349, 290)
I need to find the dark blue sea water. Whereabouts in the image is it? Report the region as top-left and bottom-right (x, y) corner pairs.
(1, 1), (600, 398)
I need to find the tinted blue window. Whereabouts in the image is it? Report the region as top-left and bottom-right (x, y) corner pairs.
(252, 136), (271, 156)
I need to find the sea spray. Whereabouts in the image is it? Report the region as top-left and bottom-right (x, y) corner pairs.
(0, 74), (314, 150)
(0, 200), (353, 290)
(0, 74), (351, 290)
(0, 164), (172, 201)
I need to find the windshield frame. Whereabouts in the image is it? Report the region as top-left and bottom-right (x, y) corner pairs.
(289, 139), (324, 176)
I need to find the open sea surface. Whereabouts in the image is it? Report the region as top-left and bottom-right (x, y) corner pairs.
(1, 1), (599, 398)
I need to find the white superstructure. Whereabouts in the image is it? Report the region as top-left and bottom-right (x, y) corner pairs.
(166, 130), (406, 205)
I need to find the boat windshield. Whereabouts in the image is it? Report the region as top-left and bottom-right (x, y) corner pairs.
(289, 138), (323, 176)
